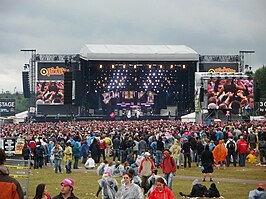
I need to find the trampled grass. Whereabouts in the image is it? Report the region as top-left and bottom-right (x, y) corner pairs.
(26, 162), (265, 199)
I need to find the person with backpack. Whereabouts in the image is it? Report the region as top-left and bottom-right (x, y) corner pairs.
(225, 134), (237, 167)
(160, 150), (176, 190)
(179, 179), (207, 198)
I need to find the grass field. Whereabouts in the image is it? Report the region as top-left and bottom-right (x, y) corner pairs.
(24, 161), (266, 199)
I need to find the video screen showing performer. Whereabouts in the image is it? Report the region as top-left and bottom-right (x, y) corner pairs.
(36, 81), (64, 104)
(207, 78), (254, 111)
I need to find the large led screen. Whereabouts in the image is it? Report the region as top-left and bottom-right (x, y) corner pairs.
(207, 78), (254, 110)
(36, 81), (64, 104)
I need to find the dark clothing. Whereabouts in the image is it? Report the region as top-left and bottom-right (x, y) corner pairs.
(180, 184), (207, 197)
(53, 192), (79, 199)
(112, 138), (121, 150)
(201, 149), (214, 164)
(89, 141), (100, 163)
(156, 140), (164, 151)
(205, 183), (220, 198)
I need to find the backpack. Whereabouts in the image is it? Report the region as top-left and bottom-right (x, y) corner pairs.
(227, 140), (235, 150)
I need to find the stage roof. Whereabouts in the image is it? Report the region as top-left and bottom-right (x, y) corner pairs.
(80, 44), (199, 61)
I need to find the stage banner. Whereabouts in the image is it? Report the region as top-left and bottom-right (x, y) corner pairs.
(37, 62), (79, 81)
(259, 98), (266, 116)
(0, 98), (16, 116)
(200, 63), (238, 73)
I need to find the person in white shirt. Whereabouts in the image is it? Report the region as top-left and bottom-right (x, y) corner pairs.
(85, 155), (95, 169)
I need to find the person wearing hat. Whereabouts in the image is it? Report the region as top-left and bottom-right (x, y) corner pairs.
(53, 178), (79, 199)
(138, 151), (155, 195)
(248, 183), (266, 199)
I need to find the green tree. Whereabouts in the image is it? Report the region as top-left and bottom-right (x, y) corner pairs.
(253, 65), (266, 98)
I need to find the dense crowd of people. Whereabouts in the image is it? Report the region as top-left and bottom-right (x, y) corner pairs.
(1, 119), (266, 198)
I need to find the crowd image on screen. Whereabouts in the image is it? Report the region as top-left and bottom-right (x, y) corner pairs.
(207, 78), (254, 111)
(36, 81), (64, 104)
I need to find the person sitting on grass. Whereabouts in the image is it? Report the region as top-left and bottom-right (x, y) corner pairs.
(84, 155), (95, 169)
(179, 179), (207, 198)
(248, 183), (266, 199)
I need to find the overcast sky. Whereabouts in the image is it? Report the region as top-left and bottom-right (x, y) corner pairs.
(0, 0), (265, 93)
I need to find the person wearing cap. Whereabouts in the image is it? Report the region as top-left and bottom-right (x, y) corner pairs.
(138, 151), (155, 195)
(248, 183), (266, 199)
(53, 178), (79, 199)
(0, 148), (24, 199)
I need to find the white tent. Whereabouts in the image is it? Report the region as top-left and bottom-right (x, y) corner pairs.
(80, 44), (199, 61)
(8, 111), (28, 124)
(181, 112), (196, 122)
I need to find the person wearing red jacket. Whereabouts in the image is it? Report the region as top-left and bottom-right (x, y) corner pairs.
(160, 150), (176, 190)
(148, 177), (176, 199)
(237, 136), (248, 167)
(138, 152), (155, 194)
(98, 136), (107, 161)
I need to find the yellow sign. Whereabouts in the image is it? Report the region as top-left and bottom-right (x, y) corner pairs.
(208, 67), (236, 73)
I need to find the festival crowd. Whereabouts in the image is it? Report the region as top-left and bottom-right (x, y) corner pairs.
(1, 119), (266, 198)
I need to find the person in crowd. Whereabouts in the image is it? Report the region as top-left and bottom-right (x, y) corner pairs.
(248, 130), (257, 149)
(34, 183), (51, 199)
(182, 137), (192, 168)
(73, 142), (81, 169)
(48, 141), (55, 167)
(160, 150), (176, 190)
(103, 134), (113, 157)
(0, 148), (24, 199)
(212, 140), (227, 169)
(115, 172), (143, 199)
(51, 143), (63, 174)
(97, 160), (109, 175)
(22, 142), (30, 161)
(196, 138), (205, 167)
(112, 135), (121, 161)
(155, 136), (164, 168)
(138, 152), (155, 194)
(84, 155), (95, 169)
(53, 178), (79, 199)
(148, 177), (175, 199)
(64, 141), (73, 174)
(99, 136), (107, 162)
(225, 134), (237, 167)
(146, 169), (166, 196)
(120, 137), (127, 163)
(179, 179), (207, 198)
(80, 141), (89, 164)
(201, 145), (214, 182)
(138, 137), (148, 156)
(33, 141), (45, 169)
(90, 138), (100, 163)
(170, 139), (181, 169)
(258, 139), (266, 163)
(248, 183), (266, 199)
(95, 171), (118, 199)
(237, 136), (248, 167)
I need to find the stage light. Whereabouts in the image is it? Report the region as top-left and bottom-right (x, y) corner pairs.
(182, 64), (186, 69)
(123, 64), (126, 69)
(134, 64), (137, 69)
(111, 64), (115, 69)
(159, 65), (163, 69)
(148, 64), (152, 69)
(99, 64), (103, 69)
(170, 65), (174, 69)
